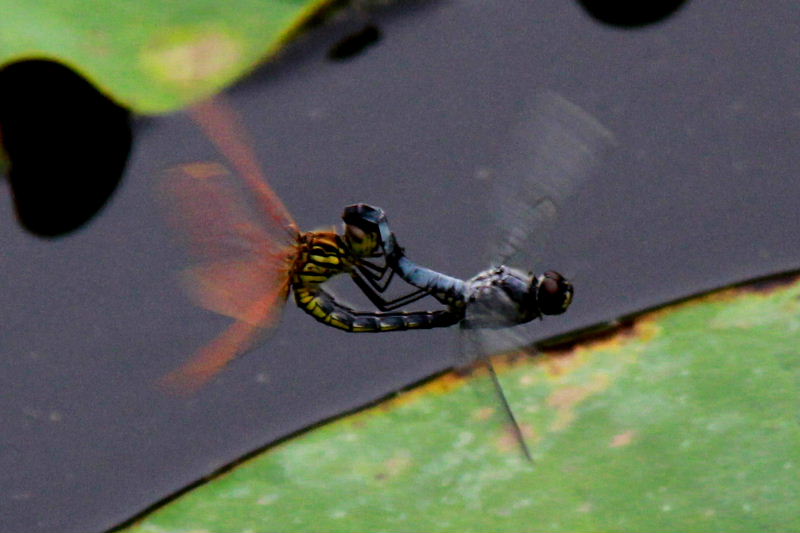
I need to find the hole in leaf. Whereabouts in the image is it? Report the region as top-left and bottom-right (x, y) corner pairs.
(328, 24), (382, 61)
(577, 0), (689, 27)
(0, 59), (132, 237)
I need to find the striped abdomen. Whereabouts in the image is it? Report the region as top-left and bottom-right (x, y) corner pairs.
(294, 286), (462, 332)
(292, 231), (462, 332)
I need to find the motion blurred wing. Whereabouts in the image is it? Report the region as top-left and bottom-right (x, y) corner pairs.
(190, 97), (298, 236)
(456, 94), (615, 458)
(458, 320), (533, 462)
(158, 97), (299, 393)
(160, 162), (296, 326)
(490, 91), (615, 267)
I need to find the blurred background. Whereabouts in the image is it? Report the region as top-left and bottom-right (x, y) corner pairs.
(1, 1), (799, 531)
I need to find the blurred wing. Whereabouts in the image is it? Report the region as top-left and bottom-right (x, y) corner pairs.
(460, 297), (534, 363)
(190, 96), (298, 236)
(160, 162), (296, 325)
(159, 283), (290, 394)
(458, 322), (534, 462)
(158, 96), (301, 393)
(158, 162), (296, 393)
(490, 91), (616, 266)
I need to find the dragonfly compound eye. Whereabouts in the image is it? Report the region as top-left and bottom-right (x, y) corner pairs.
(536, 270), (573, 315)
(342, 204), (386, 257)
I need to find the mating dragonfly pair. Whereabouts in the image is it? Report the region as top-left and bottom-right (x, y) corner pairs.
(160, 94), (613, 460)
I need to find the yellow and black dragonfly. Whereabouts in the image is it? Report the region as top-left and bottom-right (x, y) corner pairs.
(158, 98), (459, 393)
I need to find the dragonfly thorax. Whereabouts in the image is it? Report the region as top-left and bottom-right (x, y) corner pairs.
(463, 267), (573, 328)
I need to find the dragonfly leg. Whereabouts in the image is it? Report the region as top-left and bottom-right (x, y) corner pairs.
(486, 360), (533, 462)
(356, 259), (396, 292)
(344, 203), (467, 308)
(350, 271), (433, 311)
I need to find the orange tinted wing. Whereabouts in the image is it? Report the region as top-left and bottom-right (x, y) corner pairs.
(160, 281), (291, 394)
(161, 97), (306, 392)
(158, 162), (297, 393)
(161, 162), (296, 323)
(190, 96), (298, 236)
(158, 96), (302, 393)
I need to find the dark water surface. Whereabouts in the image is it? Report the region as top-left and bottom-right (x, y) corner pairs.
(1, 2), (799, 532)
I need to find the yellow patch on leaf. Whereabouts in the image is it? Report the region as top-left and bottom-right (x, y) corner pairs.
(141, 28), (243, 90)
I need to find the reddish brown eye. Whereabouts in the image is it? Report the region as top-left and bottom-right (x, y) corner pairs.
(541, 276), (559, 294)
(538, 271), (573, 315)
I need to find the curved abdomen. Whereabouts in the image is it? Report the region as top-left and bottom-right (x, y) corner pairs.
(294, 287), (462, 332)
(292, 231), (462, 332)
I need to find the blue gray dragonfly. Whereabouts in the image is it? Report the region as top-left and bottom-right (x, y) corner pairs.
(342, 92), (615, 460)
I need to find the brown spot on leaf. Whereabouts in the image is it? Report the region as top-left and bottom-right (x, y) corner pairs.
(374, 451), (412, 481)
(610, 429), (637, 447)
(355, 370), (466, 420)
(472, 406), (495, 421)
(548, 385), (591, 410)
(548, 373), (610, 431)
(496, 423), (537, 453)
(543, 350), (584, 377)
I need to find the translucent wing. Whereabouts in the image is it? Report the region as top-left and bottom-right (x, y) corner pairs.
(489, 91), (616, 266)
(158, 97), (299, 393)
(189, 97), (298, 237)
(160, 297), (288, 394)
(459, 298), (533, 363)
(471, 94), (616, 364)
(458, 322), (533, 462)
(159, 162), (296, 323)
(457, 94), (615, 458)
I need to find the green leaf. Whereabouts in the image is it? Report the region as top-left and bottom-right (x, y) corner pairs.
(0, 0), (329, 113)
(124, 277), (800, 532)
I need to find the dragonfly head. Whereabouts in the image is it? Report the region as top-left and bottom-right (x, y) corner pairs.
(342, 204), (386, 258)
(531, 270), (573, 316)
(469, 266), (568, 326)
(480, 268), (573, 323)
